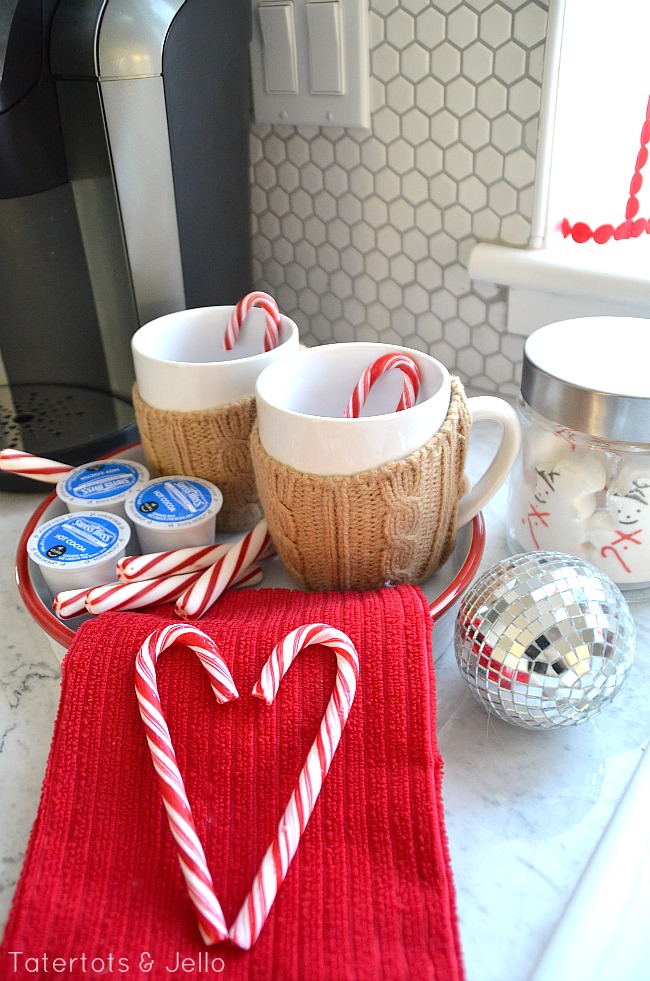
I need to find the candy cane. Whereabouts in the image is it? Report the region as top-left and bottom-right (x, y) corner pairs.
(229, 623), (359, 950)
(83, 564), (263, 617)
(135, 624), (238, 945)
(223, 291), (281, 353)
(0, 448), (73, 483)
(53, 565), (262, 620)
(53, 586), (93, 620)
(116, 538), (276, 584)
(54, 575), (208, 620)
(344, 352), (421, 418)
(116, 542), (233, 584)
(174, 520), (272, 621)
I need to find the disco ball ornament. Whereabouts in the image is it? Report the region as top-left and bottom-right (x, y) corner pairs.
(454, 551), (635, 729)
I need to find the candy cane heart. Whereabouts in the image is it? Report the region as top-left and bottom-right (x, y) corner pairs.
(134, 623), (239, 945)
(229, 623), (360, 950)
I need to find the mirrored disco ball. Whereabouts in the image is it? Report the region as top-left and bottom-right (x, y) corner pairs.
(454, 552), (635, 729)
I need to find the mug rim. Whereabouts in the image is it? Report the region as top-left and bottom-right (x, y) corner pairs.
(131, 306), (299, 369)
(255, 341), (450, 425)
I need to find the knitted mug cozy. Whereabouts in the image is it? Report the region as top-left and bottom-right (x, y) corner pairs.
(132, 384), (263, 533)
(250, 376), (471, 592)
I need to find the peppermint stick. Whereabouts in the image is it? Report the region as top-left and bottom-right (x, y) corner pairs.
(344, 352), (420, 418)
(0, 448), (73, 483)
(116, 542), (233, 583)
(53, 564), (262, 619)
(83, 564), (263, 616)
(116, 539), (275, 584)
(135, 624), (238, 945)
(174, 520), (272, 621)
(229, 623), (359, 950)
(53, 586), (94, 620)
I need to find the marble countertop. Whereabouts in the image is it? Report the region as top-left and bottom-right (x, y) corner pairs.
(1, 434), (649, 980)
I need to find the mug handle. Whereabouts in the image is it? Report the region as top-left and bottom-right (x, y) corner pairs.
(456, 396), (521, 528)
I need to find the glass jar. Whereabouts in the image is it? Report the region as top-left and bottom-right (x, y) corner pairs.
(506, 317), (650, 599)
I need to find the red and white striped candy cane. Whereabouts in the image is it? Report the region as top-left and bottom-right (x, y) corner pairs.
(223, 291), (281, 353)
(0, 448), (73, 484)
(116, 541), (232, 583)
(344, 352), (421, 418)
(229, 623), (359, 950)
(52, 586), (92, 620)
(116, 538), (275, 584)
(83, 563), (263, 616)
(55, 572), (211, 620)
(174, 520), (272, 621)
(53, 565), (262, 620)
(135, 623), (238, 945)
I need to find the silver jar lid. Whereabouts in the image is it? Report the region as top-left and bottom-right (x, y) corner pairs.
(521, 317), (650, 443)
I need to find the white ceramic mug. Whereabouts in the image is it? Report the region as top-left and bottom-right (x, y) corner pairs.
(255, 342), (520, 529)
(131, 303), (300, 532)
(132, 305), (300, 411)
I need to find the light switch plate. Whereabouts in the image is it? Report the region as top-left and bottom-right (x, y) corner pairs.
(249, 0), (370, 130)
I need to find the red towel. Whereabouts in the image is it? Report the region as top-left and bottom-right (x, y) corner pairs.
(1, 585), (464, 981)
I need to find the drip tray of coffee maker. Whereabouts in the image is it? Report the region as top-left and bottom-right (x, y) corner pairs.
(1, 383), (138, 492)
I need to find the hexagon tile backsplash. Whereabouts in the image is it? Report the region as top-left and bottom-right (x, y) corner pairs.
(250, 0), (548, 397)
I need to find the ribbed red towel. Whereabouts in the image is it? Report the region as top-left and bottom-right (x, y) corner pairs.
(1, 585), (464, 981)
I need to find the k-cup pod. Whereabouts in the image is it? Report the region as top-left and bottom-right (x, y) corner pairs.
(27, 511), (131, 595)
(56, 460), (149, 517)
(124, 475), (223, 554)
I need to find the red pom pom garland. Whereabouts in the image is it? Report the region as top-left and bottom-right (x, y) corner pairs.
(562, 95), (650, 243)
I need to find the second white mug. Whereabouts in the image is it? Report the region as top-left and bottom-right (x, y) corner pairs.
(255, 342), (520, 530)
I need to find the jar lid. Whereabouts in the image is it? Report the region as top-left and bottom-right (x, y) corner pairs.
(521, 317), (650, 443)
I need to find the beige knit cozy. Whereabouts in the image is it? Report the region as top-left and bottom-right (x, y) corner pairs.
(132, 383), (262, 533)
(250, 376), (471, 592)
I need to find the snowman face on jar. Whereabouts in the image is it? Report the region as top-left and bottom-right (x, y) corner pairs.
(533, 455), (606, 521)
(533, 467), (560, 506)
(522, 429), (607, 521)
(611, 479), (650, 526)
(513, 429), (609, 554)
(587, 469), (650, 583)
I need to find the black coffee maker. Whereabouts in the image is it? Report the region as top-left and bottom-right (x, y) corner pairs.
(0, 0), (252, 490)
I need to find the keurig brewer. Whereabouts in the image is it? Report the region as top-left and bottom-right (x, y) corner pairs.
(0, 0), (252, 490)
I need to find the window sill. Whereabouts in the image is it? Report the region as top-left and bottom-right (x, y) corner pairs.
(468, 242), (650, 336)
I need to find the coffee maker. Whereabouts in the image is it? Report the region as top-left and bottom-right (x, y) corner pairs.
(0, 0), (252, 489)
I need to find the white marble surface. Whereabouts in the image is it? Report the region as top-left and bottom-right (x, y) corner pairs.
(1, 433), (649, 980)
(0, 488), (65, 935)
(437, 479), (650, 981)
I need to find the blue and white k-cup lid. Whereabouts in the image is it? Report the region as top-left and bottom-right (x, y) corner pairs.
(27, 510), (131, 593)
(124, 476), (223, 552)
(56, 460), (149, 512)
